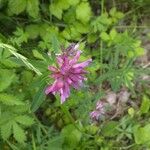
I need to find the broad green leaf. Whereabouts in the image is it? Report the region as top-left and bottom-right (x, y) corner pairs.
(0, 93), (24, 106)
(134, 124), (150, 145)
(15, 115), (34, 126)
(0, 69), (16, 92)
(61, 28), (71, 40)
(76, 2), (92, 23)
(68, 0), (80, 6)
(1, 121), (12, 140)
(100, 32), (110, 41)
(87, 34), (97, 43)
(140, 95), (150, 114)
(135, 47), (145, 56)
(13, 122), (26, 143)
(70, 26), (81, 40)
(49, 3), (63, 19)
(75, 22), (89, 34)
(110, 29), (117, 40)
(63, 7), (76, 23)
(8, 0), (26, 15)
(26, 0), (39, 18)
(61, 124), (82, 149)
(109, 7), (116, 17)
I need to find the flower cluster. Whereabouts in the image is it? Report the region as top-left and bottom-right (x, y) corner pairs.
(45, 43), (92, 104)
(90, 101), (106, 121)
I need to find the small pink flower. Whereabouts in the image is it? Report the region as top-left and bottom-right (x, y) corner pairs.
(45, 43), (92, 104)
(90, 110), (101, 120)
(90, 101), (105, 121)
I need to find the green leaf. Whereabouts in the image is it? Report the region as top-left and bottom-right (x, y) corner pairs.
(49, 3), (63, 19)
(25, 24), (40, 39)
(15, 115), (34, 126)
(32, 50), (45, 60)
(48, 135), (64, 150)
(61, 124), (82, 149)
(1, 121), (12, 140)
(8, 0), (27, 15)
(26, 0), (39, 18)
(0, 93), (24, 106)
(100, 32), (110, 41)
(109, 29), (117, 40)
(134, 124), (150, 145)
(76, 2), (92, 23)
(109, 7), (116, 17)
(31, 81), (46, 112)
(74, 22), (89, 34)
(0, 43), (42, 75)
(135, 47), (145, 56)
(0, 69), (16, 92)
(102, 121), (119, 137)
(12, 28), (29, 46)
(140, 95), (150, 114)
(68, 0), (80, 6)
(13, 122), (26, 143)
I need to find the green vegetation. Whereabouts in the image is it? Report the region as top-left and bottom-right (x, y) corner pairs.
(0, 0), (150, 149)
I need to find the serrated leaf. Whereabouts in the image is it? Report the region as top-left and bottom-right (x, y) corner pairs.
(15, 115), (34, 126)
(0, 93), (24, 106)
(8, 0), (27, 15)
(110, 29), (117, 40)
(49, 3), (63, 19)
(13, 122), (26, 143)
(100, 32), (109, 41)
(1, 121), (12, 140)
(51, 34), (60, 53)
(68, 0), (79, 6)
(76, 2), (92, 23)
(26, 0), (39, 18)
(0, 69), (16, 92)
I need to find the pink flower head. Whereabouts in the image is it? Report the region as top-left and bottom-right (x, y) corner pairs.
(90, 110), (101, 120)
(90, 101), (105, 121)
(45, 43), (92, 104)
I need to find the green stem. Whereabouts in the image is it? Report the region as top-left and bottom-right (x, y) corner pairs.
(32, 133), (37, 150)
(60, 104), (80, 131)
(60, 104), (75, 124)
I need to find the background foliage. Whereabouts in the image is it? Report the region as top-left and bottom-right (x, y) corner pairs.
(0, 0), (150, 149)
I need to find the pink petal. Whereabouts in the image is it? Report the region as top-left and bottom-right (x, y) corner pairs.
(71, 81), (80, 89)
(48, 66), (58, 72)
(45, 80), (64, 94)
(70, 68), (87, 74)
(60, 83), (70, 104)
(73, 59), (92, 68)
(69, 50), (81, 65)
(56, 56), (63, 66)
